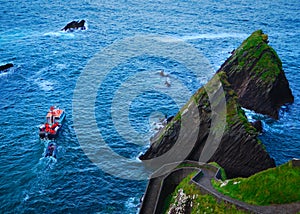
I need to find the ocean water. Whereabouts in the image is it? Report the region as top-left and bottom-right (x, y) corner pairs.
(0, 0), (299, 213)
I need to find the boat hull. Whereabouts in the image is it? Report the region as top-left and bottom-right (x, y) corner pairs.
(39, 128), (61, 140)
(39, 106), (66, 140)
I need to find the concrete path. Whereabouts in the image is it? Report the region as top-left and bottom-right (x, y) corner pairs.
(139, 162), (300, 214)
(139, 175), (164, 214)
(193, 168), (300, 214)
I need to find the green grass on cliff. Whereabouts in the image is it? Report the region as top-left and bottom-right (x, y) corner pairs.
(232, 29), (282, 83)
(209, 162), (227, 181)
(164, 172), (248, 214)
(212, 161), (300, 205)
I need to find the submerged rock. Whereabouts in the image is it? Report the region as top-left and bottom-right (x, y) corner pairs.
(217, 30), (294, 119)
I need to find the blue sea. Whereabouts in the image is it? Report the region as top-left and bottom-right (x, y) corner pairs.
(0, 0), (299, 213)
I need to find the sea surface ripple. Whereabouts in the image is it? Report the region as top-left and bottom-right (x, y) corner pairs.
(0, 0), (299, 213)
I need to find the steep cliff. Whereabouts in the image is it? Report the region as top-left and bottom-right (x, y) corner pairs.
(140, 72), (275, 178)
(218, 30), (294, 119)
(140, 30), (294, 178)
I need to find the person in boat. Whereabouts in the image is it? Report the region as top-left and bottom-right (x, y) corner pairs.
(49, 129), (56, 135)
(51, 122), (59, 130)
(45, 123), (50, 132)
(45, 143), (56, 158)
(39, 124), (45, 132)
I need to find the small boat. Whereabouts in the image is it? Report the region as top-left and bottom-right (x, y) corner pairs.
(45, 142), (57, 158)
(39, 106), (66, 140)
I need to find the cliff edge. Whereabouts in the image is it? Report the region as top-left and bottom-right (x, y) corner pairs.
(140, 30), (294, 178)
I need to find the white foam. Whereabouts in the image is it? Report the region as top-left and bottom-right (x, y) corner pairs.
(44, 31), (75, 38)
(135, 153), (143, 162)
(155, 36), (183, 43)
(84, 21), (89, 30)
(243, 108), (256, 122)
(38, 154), (57, 170)
(0, 72), (9, 78)
(181, 33), (248, 41)
(55, 63), (68, 70)
(35, 79), (54, 91)
(0, 66), (15, 78)
(36, 66), (49, 76)
(125, 197), (140, 212)
(23, 194), (30, 201)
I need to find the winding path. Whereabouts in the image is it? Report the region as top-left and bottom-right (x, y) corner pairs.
(139, 174), (164, 214)
(193, 168), (300, 214)
(139, 161), (300, 214)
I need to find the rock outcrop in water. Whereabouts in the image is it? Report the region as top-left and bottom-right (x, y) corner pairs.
(0, 63), (13, 72)
(61, 20), (86, 31)
(140, 30), (294, 178)
(218, 30), (294, 119)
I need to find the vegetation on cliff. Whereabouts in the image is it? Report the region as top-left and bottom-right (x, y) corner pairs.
(218, 30), (294, 119)
(212, 161), (300, 205)
(217, 71), (256, 134)
(209, 162), (227, 181)
(228, 30), (281, 82)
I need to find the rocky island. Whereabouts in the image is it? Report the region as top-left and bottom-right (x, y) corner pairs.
(0, 63), (13, 73)
(139, 30), (298, 213)
(218, 30), (294, 119)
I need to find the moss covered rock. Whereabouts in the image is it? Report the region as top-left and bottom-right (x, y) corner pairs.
(218, 30), (294, 119)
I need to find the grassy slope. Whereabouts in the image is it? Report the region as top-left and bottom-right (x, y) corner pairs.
(209, 162), (227, 181)
(212, 161), (300, 205)
(164, 172), (248, 214)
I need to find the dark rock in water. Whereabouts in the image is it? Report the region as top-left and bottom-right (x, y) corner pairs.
(166, 116), (174, 124)
(61, 20), (86, 31)
(217, 30), (294, 119)
(251, 120), (263, 133)
(0, 63), (13, 72)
